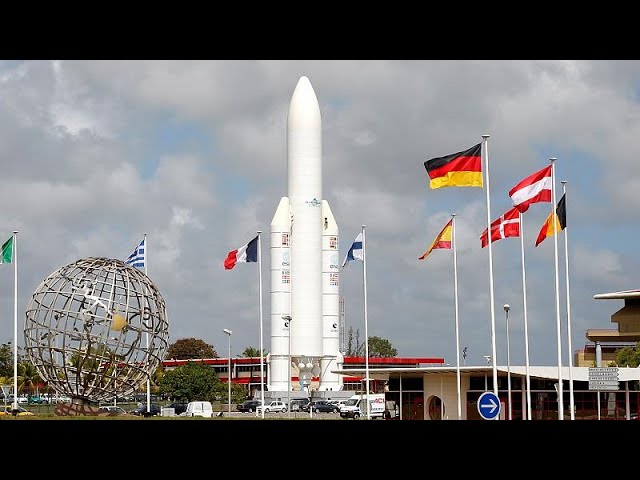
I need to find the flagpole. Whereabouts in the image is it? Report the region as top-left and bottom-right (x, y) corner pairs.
(143, 233), (151, 413)
(451, 214), (462, 419)
(519, 214), (533, 420)
(561, 181), (575, 420)
(361, 225), (371, 419)
(12, 231), (17, 411)
(550, 159), (564, 420)
(257, 231), (265, 419)
(482, 135), (499, 399)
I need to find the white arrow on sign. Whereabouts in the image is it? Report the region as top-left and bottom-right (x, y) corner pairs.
(481, 397), (499, 414)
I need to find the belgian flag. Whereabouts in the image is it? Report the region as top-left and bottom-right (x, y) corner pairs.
(424, 143), (483, 189)
(535, 193), (566, 247)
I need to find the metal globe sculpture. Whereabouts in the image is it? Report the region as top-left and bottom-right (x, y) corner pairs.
(23, 257), (169, 414)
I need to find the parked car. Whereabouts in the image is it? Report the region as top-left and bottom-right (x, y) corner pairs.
(237, 400), (262, 413)
(130, 403), (161, 417)
(164, 402), (188, 415)
(289, 398), (310, 412)
(303, 400), (339, 413)
(98, 405), (128, 416)
(256, 401), (288, 414)
(180, 401), (213, 418)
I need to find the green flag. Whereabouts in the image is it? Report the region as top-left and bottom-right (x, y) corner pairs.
(1, 236), (13, 264)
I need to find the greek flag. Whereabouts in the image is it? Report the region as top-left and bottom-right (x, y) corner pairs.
(125, 238), (145, 269)
(341, 232), (363, 268)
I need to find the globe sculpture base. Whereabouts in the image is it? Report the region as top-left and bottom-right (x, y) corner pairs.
(54, 398), (102, 416)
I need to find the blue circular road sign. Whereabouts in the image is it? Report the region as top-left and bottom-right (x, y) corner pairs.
(477, 391), (501, 420)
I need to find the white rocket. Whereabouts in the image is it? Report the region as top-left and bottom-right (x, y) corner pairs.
(269, 76), (342, 393)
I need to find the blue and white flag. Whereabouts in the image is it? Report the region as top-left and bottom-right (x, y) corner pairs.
(125, 238), (146, 269)
(341, 232), (363, 268)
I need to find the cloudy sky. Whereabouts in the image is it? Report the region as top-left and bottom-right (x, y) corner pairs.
(0, 60), (638, 369)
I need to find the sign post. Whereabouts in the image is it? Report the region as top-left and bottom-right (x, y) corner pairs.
(588, 367), (619, 391)
(589, 367), (619, 420)
(477, 391), (501, 420)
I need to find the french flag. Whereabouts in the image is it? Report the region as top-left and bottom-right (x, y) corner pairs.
(224, 235), (258, 270)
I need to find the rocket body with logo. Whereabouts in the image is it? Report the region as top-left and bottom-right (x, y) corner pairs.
(269, 76), (341, 392)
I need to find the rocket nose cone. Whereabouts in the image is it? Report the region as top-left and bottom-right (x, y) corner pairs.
(294, 75), (313, 93)
(288, 76), (320, 127)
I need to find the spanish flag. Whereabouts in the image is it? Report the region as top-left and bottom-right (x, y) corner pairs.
(419, 219), (453, 260)
(424, 143), (483, 189)
(535, 194), (566, 247)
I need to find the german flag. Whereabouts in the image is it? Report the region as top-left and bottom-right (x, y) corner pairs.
(535, 194), (566, 247)
(424, 143), (483, 189)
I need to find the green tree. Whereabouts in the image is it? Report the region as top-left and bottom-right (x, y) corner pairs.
(615, 342), (640, 367)
(240, 347), (266, 397)
(345, 328), (397, 357)
(17, 360), (42, 397)
(346, 327), (362, 356)
(368, 336), (397, 357)
(0, 342), (12, 377)
(213, 378), (245, 404)
(165, 338), (217, 360)
(159, 361), (219, 402)
(242, 347), (266, 357)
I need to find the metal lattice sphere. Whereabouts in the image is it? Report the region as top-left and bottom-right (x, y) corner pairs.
(23, 257), (169, 406)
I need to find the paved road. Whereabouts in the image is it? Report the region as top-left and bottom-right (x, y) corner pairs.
(215, 410), (344, 420)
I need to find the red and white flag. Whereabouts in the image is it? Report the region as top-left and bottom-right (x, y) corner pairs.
(508, 165), (552, 213)
(480, 206), (520, 248)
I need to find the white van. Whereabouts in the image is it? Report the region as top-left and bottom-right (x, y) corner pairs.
(181, 401), (213, 418)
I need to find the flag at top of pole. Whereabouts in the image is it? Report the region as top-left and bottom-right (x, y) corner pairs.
(418, 219), (452, 260)
(224, 235), (258, 270)
(1, 236), (13, 264)
(424, 143), (483, 189)
(341, 232), (363, 268)
(480, 206), (520, 248)
(125, 238), (146, 269)
(509, 165), (552, 213)
(535, 193), (567, 247)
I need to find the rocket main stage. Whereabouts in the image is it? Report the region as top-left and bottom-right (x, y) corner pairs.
(268, 76), (342, 392)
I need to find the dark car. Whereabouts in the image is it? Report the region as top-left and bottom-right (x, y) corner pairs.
(164, 402), (188, 415)
(303, 400), (339, 413)
(236, 400), (262, 413)
(130, 403), (161, 417)
(289, 398), (310, 412)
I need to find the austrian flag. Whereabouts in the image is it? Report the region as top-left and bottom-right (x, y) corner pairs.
(224, 235), (259, 270)
(480, 207), (520, 248)
(509, 165), (552, 213)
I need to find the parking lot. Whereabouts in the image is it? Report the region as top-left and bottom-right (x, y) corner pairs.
(221, 410), (343, 420)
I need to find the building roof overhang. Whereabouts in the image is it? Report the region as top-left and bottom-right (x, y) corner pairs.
(331, 365), (640, 382)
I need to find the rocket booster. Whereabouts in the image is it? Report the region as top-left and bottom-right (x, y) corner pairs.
(269, 76), (341, 392)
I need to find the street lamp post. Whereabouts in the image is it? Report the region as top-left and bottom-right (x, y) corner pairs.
(282, 315), (292, 418)
(223, 329), (232, 414)
(504, 304), (512, 420)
